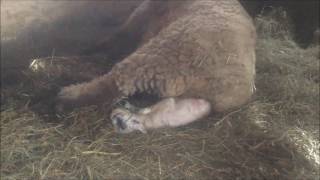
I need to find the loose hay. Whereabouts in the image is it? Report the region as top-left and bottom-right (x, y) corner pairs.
(1, 8), (319, 180)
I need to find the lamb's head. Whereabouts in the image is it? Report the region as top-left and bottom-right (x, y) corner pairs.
(111, 108), (147, 134)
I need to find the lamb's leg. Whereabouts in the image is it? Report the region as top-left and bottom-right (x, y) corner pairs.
(111, 98), (211, 133)
(56, 73), (121, 112)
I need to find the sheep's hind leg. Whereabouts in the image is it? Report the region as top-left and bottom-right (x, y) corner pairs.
(111, 98), (211, 133)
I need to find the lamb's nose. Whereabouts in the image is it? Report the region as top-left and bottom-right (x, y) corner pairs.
(115, 116), (127, 130)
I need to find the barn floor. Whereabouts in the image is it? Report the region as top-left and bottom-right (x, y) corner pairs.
(1, 10), (319, 180)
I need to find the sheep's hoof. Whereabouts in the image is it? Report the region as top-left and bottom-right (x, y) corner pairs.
(111, 108), (146, 134)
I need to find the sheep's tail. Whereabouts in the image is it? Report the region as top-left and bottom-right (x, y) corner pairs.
(56, 72), (122, 110)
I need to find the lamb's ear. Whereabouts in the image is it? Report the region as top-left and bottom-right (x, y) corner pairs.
(139, 127), (147, 134)
(133, 122), (146, 133)
(139, 129), (148, 134)
(131, 118), (147, 134)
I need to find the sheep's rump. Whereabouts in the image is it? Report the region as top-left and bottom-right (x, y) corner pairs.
(109, 0), (257, 112)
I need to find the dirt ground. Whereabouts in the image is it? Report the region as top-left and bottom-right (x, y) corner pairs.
(1, 7), (319, 180)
